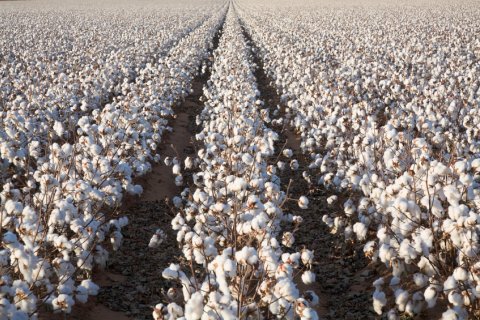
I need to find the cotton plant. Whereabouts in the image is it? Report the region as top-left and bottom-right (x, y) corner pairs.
(156, 7), (318, 320)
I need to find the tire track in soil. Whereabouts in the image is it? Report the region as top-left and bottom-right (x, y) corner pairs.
(40, 22), (225, 320)
(242, 26), (378, 320)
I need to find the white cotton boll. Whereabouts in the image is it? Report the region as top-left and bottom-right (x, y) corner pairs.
(290, 159), (299, 171)
(425, 285), (438, 308)
(453, 267), (468, 282)
(413, 273), (428, 288)
(448, 290), (463, 306)
(282, 232), (295, 247)
(277, 161), (286, 171)
(301, 250), (314, 266)
(52, 294), (74, 313)
(175, 175), (184, 186)
(443, 185), (461, 206)
(326, 195), (337, 205)
(172, 197), (183, 208)
(242, 153), (254, 166)
(283, 149), (293, 158)
(184, 157), (194, 170)
(444, 276), (458, 291)
(353, 222), (367, 241)
(387, 309), (399, 320)
(149, 229), (166, 248)
(301, 271), (316, 285)
(153, 303), (165, 320)
(5, 200), (23, 215)
(322, 215), (333, 228)
(389, 277), (401, 290)
(164, 157), (172, 166)
(298, 196), (309, 209)
(185, 292), (203, 320)
(303, 290), (319, 307)
(172, 164), (181, 175)
(235, 247), (258, 265)
(373, 289), (387, 315)
(395, 289), (409, 311)
(230, 177), (247, 193)
(79, 279), (99, 296)
(53, 121), (64, 137)
(373, 278), (385, 289)
(299, 307), (318, 320)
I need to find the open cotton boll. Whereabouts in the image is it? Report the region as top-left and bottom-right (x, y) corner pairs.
(172, 164), (181, 175)
(444, 276), (458, 291)
(242, 153), (254, 166)
(353, 222), (368, 241)
(298, 196), (309, 209)
(453, 267), (468, 282)
(301, 250), (314, 266)
(373, 289), (387, 315)
(53, 121), (64, 137)
(235, 246), (258, 265)
(413, 273), (428, 288)
(301, 271), (316, 285)
(149, 229), (166, 248)
(283, 149), (293, 158)
(184, 292), (203, 320)
(394, 289), (409, 311)
(52, 294), (75, 313)
(282, 232), (295, 247)
(326, 195), (337, 205)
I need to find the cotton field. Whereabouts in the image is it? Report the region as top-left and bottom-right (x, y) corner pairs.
(0, 0), (479, 319)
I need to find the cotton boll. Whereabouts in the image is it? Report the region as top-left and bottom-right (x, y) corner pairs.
(448, 290), (463, 306)
(326, 195), (337, 205)
(453, 267), (468, 282)
(425, 285), (438, 308)
(283, 149), (293, 158)
(394, 289), (409, 311)
(353, 222), (368, 241)
(290, 159), (299, 170)
(443, 276), (458, 291)
(52, 294), (74, 313)
(373, 289), (387, 315)
(185, 292), (203, 320)
(172, 164), (181, 175)
(184, 157), (194, 169)
(175, 175), (184, 186)
(298, 196), (309, 209)
(153, 303), (166, 320)
(53, 121), (64, 137)
(242, 153), (254, 166)
(282, 232), (295, 247)
(413, 273), (428, 288)
(149, 229), (166, 248)
(301, 250), (314, 266)
(301, 271), (316, 285)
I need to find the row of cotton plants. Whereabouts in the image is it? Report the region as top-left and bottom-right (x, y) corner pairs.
(0, 3), (226, 319)
(154, 7), (318, 320)
(238, 1), (480, 319)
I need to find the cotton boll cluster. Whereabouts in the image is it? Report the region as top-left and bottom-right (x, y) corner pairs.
(159, 8), (317, 319)
(0, 1), (226, 317)
(238, 1), (480, 318)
